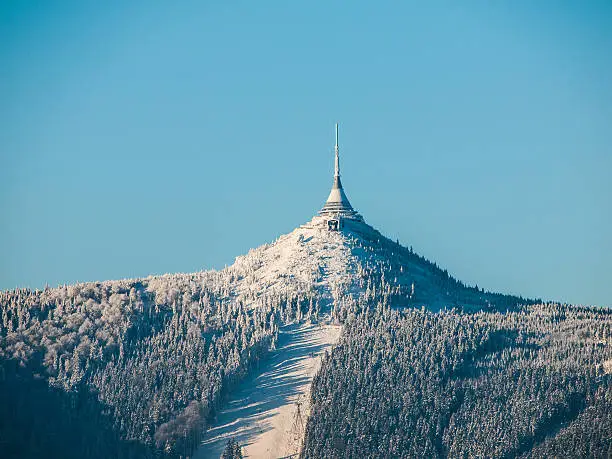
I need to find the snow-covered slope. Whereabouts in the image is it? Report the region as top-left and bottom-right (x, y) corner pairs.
(197, 322), (341, 458)
(226, 217), (359, 307)
(221, 216), (528, 316)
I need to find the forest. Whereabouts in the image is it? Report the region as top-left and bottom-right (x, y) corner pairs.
(301, 304), (612, 458)
(0, 271), (315, 458)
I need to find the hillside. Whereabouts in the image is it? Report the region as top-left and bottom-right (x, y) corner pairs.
(227, 217), (530, 314)
(302, 305), (612, 458)
(1, 216), (597, 459)
(197, 322), (341, 458)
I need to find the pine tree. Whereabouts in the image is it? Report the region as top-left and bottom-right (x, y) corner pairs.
(221, 437), (243, 459)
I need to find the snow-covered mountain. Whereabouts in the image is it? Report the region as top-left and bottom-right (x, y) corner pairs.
(188, 215), (533, 457)
(224, 215), (528, 316)
(0, 213), (531, 459)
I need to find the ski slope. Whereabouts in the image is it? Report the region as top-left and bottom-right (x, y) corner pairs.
(196, 322), (341, 458)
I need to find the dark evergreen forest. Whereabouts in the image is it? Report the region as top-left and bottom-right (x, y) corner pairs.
(301, 304), (612, 458)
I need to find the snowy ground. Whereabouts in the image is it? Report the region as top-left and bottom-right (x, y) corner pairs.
(196, 321), (341, 459)
(227, 219), (360, 304)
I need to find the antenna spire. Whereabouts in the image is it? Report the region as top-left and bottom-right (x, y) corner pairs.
(334, 123), (340, 178)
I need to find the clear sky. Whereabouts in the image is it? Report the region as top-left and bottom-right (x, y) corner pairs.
(1, 1), (611, 306)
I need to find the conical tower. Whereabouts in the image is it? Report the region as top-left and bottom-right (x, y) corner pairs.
(319, 123), (363, 226)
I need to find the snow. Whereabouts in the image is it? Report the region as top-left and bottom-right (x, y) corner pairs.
(226, 218), (363, 305)
(192, 214), (517, 457)
(196, 322), (341, 458)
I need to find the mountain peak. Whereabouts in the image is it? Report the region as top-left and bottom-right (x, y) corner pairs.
(226, 214), (527, 316)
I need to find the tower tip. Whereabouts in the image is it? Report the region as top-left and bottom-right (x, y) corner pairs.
(334, 123), (340, 178)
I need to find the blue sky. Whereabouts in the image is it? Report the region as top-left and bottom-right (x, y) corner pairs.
(1, 1), (611, 306)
